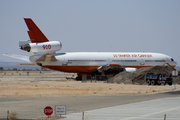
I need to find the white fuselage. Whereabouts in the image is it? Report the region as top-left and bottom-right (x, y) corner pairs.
(29, 52), (177, 73)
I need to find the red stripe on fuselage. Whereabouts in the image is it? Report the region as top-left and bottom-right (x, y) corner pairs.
(42, 65), (176, 73)
(43, 66), (98, 73)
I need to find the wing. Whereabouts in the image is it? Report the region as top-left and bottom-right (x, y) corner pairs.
(91, 64), (124, 72)
(91, 64), (137, 73)
(2, 53), (30, 62)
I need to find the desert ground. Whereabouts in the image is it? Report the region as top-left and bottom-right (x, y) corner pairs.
(1, 71), (180, 119)
(0, 71), (179, 97)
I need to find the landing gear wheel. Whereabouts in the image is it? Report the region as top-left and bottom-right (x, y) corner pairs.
(76, 77), (81, 81)
(151, 80), (156, 85)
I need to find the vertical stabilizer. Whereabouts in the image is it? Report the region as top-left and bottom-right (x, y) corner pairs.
(24, 18), (49, 43)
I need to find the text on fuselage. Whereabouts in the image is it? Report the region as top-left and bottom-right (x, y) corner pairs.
(113, 54), (152, 58)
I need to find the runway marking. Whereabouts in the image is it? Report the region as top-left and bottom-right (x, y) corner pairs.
(123, 106), (180, 120)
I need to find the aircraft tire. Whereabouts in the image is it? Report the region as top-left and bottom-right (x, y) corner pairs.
(76, 77), (81, 81)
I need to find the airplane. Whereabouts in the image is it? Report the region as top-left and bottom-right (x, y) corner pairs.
(3, 18), (177, 80)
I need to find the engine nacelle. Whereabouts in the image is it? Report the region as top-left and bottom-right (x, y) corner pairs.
(124, 67), (137, 72)
(20, 41), (62, 53)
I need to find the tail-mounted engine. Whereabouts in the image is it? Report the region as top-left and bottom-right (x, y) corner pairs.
(19, 40), (62, 53)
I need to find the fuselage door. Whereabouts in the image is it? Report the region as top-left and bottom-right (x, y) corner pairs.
(62, 58), (68, 66)
(139, 58), (145, 66)
(107, 58), (111, 65)
(166, 57), (170, 63)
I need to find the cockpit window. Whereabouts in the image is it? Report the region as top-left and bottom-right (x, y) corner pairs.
(171, 58), (174, 61)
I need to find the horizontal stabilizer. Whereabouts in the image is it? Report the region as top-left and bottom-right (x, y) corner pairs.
(2, 53), (30, 62)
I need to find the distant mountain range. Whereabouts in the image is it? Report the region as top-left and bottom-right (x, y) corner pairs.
(0, 61), (41, 70)
(0, 61), (179, 71)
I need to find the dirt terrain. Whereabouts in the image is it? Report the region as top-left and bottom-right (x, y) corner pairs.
(113, 63), (180, 84)
(0, 70), (179, 97)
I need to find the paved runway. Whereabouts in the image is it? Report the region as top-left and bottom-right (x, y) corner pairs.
(0, 91), (180, 119)
(64, 97), (180, 120)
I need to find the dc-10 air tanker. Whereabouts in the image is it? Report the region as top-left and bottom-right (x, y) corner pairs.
(3, 18), (177, 80)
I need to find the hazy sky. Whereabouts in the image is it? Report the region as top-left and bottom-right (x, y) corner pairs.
(0, 0), (180, 65)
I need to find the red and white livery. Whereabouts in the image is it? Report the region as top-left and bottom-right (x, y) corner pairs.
(4, 18), (177, 80)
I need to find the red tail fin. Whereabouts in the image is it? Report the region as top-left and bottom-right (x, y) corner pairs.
(24, 18), (49, 43)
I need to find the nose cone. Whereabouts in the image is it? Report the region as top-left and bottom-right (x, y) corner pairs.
(168, 57), (177, 68)
(171, 60), (177, 68)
